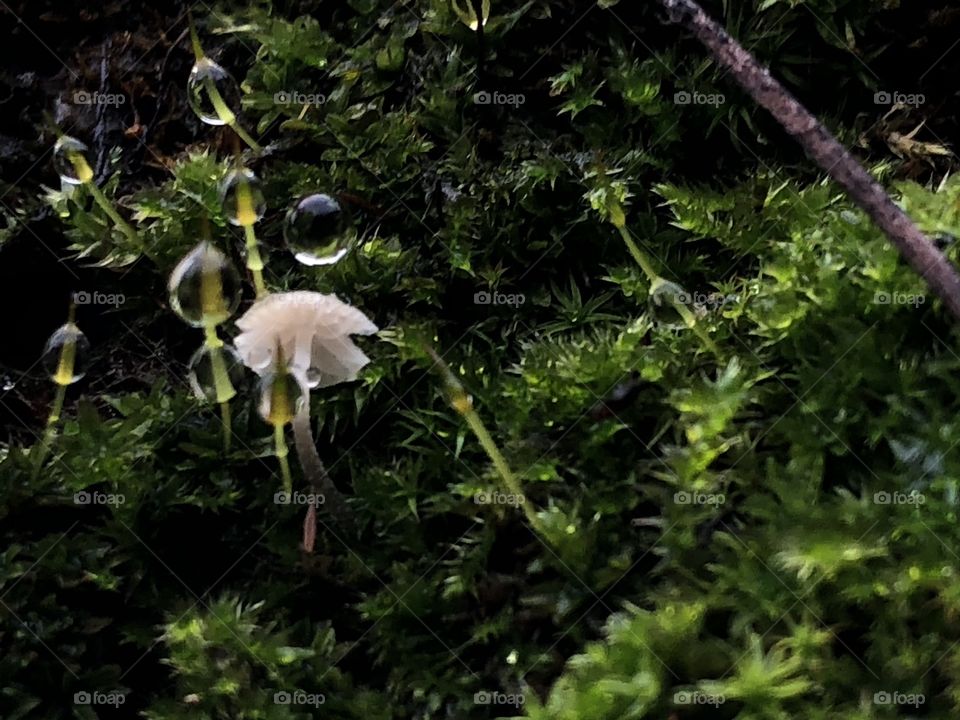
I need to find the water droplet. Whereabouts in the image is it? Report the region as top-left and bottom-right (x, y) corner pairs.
(283, 193), (355, 266)
(53, 136), (94, 185)
(187, 58), (241, 127)
(220, 168), (266, 227)
(257, 369), (307, 427)
(168, 242), (242, 328)
(648, 278), (691, 330)
(188, 343), (245, 403)
(304, 366), (324, 388)
(1, 376), (14, 391)
(450, 0), (490, 30)
(42, 322), (90, 386)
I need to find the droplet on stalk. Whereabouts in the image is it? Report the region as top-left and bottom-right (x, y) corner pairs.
(257, 368), (307, 427)
(42, 322), (90, 385)
(187, 57), (242, 127)
(168, 241), (242, 328)
(283, 194), (355, 266)
(450, 0), (490, 30)
(53, 136), (94, 185)
(188, 343), (245, 403)
(220, 168), (266, 227)
(648, 277), (691, 330)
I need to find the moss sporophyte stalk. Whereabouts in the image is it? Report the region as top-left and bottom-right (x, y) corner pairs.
(605, 196), (720, 357)
(33, 310), (90, 477)
(450, 0), (490, 30)
(53, 135), (144, 252)
(423, 345), (548, 540)
(220, 167), (267, 297)
(187, 17), (261, 152)
(169, 241), (242, 451)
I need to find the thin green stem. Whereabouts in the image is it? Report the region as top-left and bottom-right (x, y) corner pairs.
(459, 408), (545, 534)
(228, 120), (262, 154)
(220, 401), (232, 453)
(424, 346), (548, 538)
(243, 224), (267, 298)
(32, 384), (67, 479)
(203, 76), (261, 152)
(203, 326), (235, 452)
(275, 423), (292, 496)
(614, 222), (659, 281)
(614, 216), (720, 357)
(188, 11), (204, 61)
(86, 182), (143, 251)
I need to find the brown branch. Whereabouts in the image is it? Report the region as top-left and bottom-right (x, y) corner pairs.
(657, 0), (960, 320)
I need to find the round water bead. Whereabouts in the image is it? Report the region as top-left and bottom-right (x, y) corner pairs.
(283, 193), (356, 266)
(42, 322), (91, 386)
(220, 168), (266, 227)
(187, 58), (242, 126)
(168, 242), (242, 328)
(53, 136), (94, 185)
(257, 369), (307, 427)
(188, 343), (245, 403)
(648, 278), (692, 330)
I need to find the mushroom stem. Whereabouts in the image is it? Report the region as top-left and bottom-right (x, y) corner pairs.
(292, 404), (355, 532)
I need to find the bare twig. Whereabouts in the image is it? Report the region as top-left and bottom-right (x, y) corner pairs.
(657, 0), (960, 320)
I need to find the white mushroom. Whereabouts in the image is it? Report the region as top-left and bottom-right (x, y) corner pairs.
(234, 291), (377, 388)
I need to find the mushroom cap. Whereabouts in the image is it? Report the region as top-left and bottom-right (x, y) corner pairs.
(234, 291), (377, 388)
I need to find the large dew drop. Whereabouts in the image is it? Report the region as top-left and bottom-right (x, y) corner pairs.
(187, 58), (242, 127)
(42, 322), (91, 386)
(168, 242), (242, 328)
(648, 278), (692, 330)
(283, 194), (355, 266)
(188, 343), (245, 403)
(53, 136), (94, 185)
(257, 369), (307, 427)
(220, 168), (266, 228)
